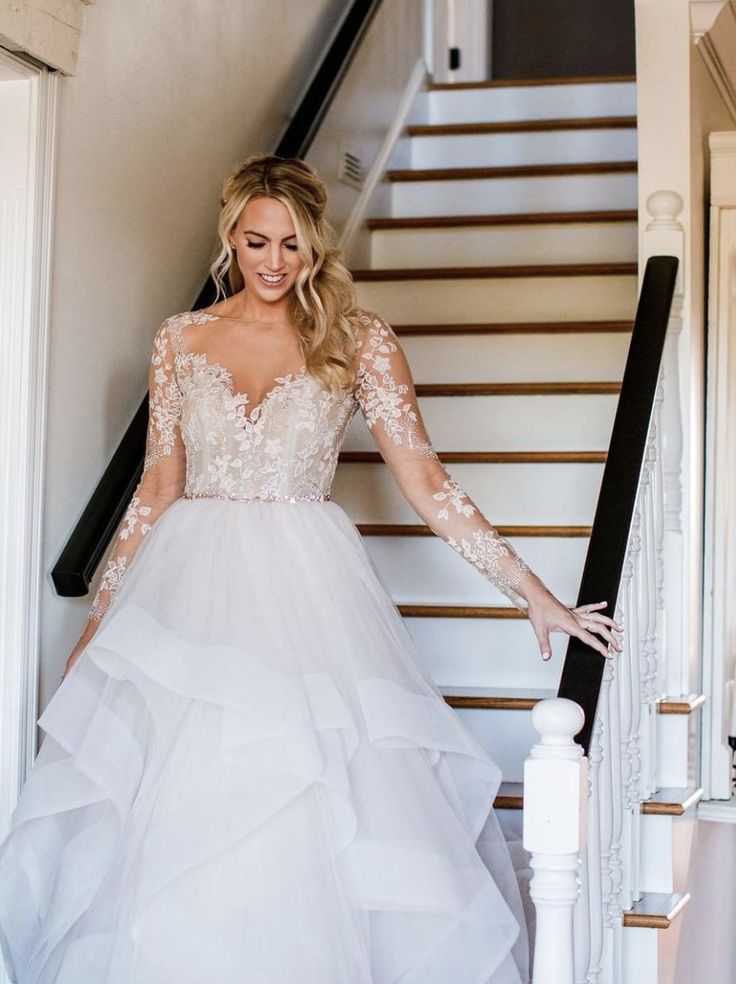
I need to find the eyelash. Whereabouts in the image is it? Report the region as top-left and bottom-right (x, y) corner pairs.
(246, 242), (299, 252)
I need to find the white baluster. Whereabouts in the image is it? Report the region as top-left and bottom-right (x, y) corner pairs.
(606, 655), (624, 984)
(644, 436), (661, 795)
(626, 508), (643, 902)
(598, 659), (616, 983)
(524, 698), (588, 984)
(652, 378), (667, 697)
(617, 558), (634, 915)
(574, 847), (591, 984)
(636, 468), (654, 803)
(584, 716), (603, 984)
(644, 190), (686, 699)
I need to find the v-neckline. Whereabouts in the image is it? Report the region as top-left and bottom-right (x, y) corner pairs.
(192, 312), (308, 424)
(210, 359), (308, 424)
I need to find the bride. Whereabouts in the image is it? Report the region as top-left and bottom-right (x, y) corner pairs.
(0, 154), (618, 984)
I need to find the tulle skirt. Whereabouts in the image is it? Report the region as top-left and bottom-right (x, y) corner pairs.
(0, 498), (529, 984)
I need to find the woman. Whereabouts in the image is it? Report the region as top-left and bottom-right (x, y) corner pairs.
(0, 155), (618, 984)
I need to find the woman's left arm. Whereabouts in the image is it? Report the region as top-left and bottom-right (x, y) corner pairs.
(353, 309), (620, 662)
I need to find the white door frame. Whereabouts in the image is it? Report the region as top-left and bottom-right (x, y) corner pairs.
(0, 47), (58, 840)
(702, 132), (736, 800)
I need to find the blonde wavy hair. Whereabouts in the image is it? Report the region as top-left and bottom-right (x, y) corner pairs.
(209, 154), (360, 392)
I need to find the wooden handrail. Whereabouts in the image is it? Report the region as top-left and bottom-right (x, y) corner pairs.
(51, 0), (384, 597)
(556, 255), (678, 753)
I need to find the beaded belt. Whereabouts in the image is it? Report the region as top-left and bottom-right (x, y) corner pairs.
(182, 492), (330, 503)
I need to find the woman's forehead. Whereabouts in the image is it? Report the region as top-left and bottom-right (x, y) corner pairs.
(238, 196), (295, 235)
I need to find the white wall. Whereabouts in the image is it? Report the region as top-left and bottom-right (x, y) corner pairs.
(306, 0), (425, 264)
(39, 0), (351, 711)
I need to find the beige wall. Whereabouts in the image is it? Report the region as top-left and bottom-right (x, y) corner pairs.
(306, 0), (425, 262)
(39, 0), (350, 710)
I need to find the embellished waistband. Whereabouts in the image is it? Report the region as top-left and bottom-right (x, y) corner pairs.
(182, 492), (330, 503)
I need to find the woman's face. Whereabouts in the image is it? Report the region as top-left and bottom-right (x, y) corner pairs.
(229, 196), (304, 305)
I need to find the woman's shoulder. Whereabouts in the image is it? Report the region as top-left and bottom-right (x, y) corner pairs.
(152, 308), (214, 348)
(348, 306), (396, 344)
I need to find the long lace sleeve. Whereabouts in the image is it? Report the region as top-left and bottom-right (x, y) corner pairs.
(354, 310), (532, 610)
(87, 318), (186, 621)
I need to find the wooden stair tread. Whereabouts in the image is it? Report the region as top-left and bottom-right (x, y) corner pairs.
(622, 892), (690, 929)
(494, 782), (524, 810)
(339, 450), (608, 464)
(408, 115), (637, 136)
(367, 210), (637, 230)
(441, 687), (695, 713)
(413, 381), (621, 396)
(656, 694), (706, 715)
(387, 160), (637, 182)
(352, 262), (637, 281)
(428, 74), (636, 91)
(443, 687), (554, 710)
(641, 787), (703, 816)
(392, 320), (635, 336)
(492, 784), (703, 815)
(359, 524), (591, 538)
(398, 605), (526, 619)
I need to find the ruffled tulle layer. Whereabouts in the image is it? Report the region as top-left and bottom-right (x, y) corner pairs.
(0, 499), (528, 984)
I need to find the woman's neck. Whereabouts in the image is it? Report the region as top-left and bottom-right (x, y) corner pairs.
(217, 292), (290, 325)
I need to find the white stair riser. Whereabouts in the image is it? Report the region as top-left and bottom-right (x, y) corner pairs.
(451, 705), (536, 781)
(622, 928), (659, 984)
(408, 617), (566, 690)
(411, 128), (637, 170)
(655, 716), (692, 789)
(370, 222), (638, 267)
(343, 393), (618, 452)
(391, 172), (638, 217)
(333, 462), (604, 525)
(640, 815), (676, 895)
(398, 332), (630, 383)
(363, 535), (587, 606)
(428, 82), (637, 125)
(356, 275), (638, 324)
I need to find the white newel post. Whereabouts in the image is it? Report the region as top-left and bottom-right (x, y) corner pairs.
(524, 699), (588, 984)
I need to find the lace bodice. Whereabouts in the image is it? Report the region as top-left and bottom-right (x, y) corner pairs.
(88, 308), (531, 620)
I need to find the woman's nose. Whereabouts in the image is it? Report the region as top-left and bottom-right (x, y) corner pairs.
(266, 244), (282, 270)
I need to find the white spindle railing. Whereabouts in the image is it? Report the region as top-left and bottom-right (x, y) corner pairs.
(523, 201), (684, 984)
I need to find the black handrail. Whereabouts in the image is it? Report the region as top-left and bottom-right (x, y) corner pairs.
(557, 255), (678, 754)
(52, 0), (384, 597)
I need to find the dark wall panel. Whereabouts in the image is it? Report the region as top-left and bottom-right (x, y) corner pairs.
(492, 0), (635, 80)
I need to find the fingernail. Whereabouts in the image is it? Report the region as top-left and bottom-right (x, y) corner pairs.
(542, 652), (551, 662)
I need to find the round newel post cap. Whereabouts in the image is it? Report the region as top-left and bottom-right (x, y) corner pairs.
(646, 190), (684, 229)
(531, 697), (585, 745)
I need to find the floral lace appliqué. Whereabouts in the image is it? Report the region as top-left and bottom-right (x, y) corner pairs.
(355, 313), (438, 457)
(434, 478), (477, 521)
(448, 530), (531, 603)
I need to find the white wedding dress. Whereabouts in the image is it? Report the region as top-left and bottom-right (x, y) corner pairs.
(0, 308), (532, 984)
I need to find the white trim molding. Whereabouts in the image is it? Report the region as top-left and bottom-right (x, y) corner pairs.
(0, 0), (95, 75)
(338, 57), (427, 264)
(0, 49), (57, 846)
(702, 130), (736, 801)
(690, 0), (730, 38)
(691, 0), (736, 123)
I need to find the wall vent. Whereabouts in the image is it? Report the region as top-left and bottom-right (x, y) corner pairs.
(338, 149), (364, 190)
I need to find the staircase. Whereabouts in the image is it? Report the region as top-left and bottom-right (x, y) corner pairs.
(334, 75), (701, 982)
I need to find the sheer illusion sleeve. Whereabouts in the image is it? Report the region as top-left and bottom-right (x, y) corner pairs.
(354, 310), (532, 610)
(87, 319), (186, 622)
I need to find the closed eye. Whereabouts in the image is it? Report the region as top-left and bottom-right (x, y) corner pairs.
(246, 241), (299, 252)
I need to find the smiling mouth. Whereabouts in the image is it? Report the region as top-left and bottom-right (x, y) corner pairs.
(258, 273), (287, 287)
